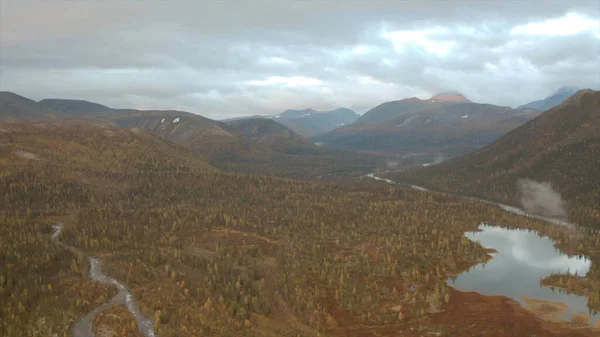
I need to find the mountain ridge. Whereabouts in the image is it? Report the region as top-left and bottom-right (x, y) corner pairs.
(517, 86), (580, 111)
(223, 107), (359, 137)
(315, 97), (541, 161)
(0, 91), (62, 122)
(1, 93), (386, 178)
(388, 89), (600, 228)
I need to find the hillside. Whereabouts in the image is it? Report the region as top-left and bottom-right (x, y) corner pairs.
(429, 91), (471, 103)
(224, 107), (359, 137)
(517, 87), (579, 111)
(3, 122), (598, 337)
(388, 90), (600, 228)
(225, 118), (320, 154)
(352, 97), (440, 125)
(39, 98), (115, 115)
(103, 110), (385, 177)
(1, 93), (386, 178)
(315, 95), (539, 160)
(0, 92), (61, 122)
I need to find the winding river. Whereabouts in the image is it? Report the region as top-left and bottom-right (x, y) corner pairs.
(365, 173), (581, 229)
(51, 225), (157, 337)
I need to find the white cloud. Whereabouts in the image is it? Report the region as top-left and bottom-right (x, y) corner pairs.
(1, 1), (599, 118)
(510, 12), (600, 37)
(246, 76), (324, 87)
(382, 27), (455, 56)
(259, 56), (294, 65)
(351, 45), (373, 55)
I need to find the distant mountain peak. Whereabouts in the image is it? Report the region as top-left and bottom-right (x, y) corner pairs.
(517, 87), (582, 111)
(547, 86), (579, 98)
(429, 91), (471, 103)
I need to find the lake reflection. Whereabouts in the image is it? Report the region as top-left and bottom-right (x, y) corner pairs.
(450, 224), (597, 321)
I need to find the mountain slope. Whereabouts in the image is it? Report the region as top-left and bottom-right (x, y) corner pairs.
(3, 93), (386, 177)
(315, 95), (537, 160)
(94, 109), (385, 178)
(281, 108), (359, 137)
(225, 118), (320, 154)
(352, 97), (441, 125)
(224, 107), (359, 137)
(39, 98), (115, 115)
(517, 87), (579, 111)
(0, 92), (61, 122)
(389, 90), (600, 228)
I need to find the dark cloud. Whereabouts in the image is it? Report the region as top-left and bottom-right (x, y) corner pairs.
(1, 0), (599, 119)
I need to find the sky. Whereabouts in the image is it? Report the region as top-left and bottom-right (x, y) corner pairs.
(1, 1), (599, 119)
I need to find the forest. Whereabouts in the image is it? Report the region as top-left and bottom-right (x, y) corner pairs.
(2, 122), (600, 337)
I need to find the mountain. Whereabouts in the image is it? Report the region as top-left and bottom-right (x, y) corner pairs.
(99, 110), (386, 177)
(0, 92), (61, 122)
(352, 97), (437, 125)
(517, 87), (579, 111)
(389, 90), (600, 228)
(39, 98), (115, 115)
(105, 109), (272, 162)
(223, 107), (359, 137)
(225, 118), (320, 154)
(429, 91), (471, 103)
(315, 93), (540, 161)
(0, 93), (384, 178)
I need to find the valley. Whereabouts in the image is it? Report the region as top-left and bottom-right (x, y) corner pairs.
(1, 120), (600, 337)
(2, 2), (600, 336)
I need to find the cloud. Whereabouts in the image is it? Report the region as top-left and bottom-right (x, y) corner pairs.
(510, 12), (600, 37)
(518, 179), (568, 220)
(246, 76), (324, 87)
(1, 1), (599, 119)
(382, 27), (456, 56)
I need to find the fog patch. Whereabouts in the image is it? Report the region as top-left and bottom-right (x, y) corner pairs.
(431, 153), (446, 165)
(386, 160), (399, 168)
(518, 179), (568, 220)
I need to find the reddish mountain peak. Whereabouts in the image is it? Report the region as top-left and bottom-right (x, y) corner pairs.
(429, 91), (471, 103)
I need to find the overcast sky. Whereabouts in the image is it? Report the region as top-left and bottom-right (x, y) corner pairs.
(1, 1), (599, 119)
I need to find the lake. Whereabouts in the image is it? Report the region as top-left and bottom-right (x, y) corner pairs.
(449, 223), (598, 323)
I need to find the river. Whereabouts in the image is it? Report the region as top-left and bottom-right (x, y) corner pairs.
(51, 224), (158, 337)
(365, 172), (582, 230)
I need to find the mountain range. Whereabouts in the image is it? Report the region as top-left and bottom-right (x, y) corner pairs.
(223, 107), (360, 138)
(0, 92), (61, 122)
(517, 86), (580, 111)
(388, 89), (600, 228)
(0, 92), (386, 178)
(0, 87), (584, 170)
(314, 92), (542, 161)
